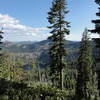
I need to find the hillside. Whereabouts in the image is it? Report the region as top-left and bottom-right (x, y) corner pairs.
(0, 40), (80, 68)
(2, 40), (80, 52)
(1, 40), (80, 57)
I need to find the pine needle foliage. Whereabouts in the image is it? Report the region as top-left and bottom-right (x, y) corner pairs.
(47, 0), (70, 90)
(89, 0), (100, 95)
(75, 28), (99, 100)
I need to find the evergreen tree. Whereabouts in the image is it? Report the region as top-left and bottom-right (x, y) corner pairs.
(0, 28), (3, 52)
(0, 28), (4, 78)
(75, 28), (99, 100)
(0, 53), (25, 81)
(95, 0), (100, 5)
(47, 0), (70, 90)
(89, 0), (100, 94)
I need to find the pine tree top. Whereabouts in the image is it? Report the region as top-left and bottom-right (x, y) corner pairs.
(0, 28), (4, 51)
(95, 0), (100, 5)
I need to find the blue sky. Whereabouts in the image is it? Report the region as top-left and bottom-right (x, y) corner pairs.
(0, 0), (98, 41)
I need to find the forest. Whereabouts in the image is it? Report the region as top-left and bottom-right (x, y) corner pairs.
(0, 0), (100, 100)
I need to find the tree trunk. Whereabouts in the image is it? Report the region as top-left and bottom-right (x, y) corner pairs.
(60, 68), (63, 90)
(38, 63), (41, 82)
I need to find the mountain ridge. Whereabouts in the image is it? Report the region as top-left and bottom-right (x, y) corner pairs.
(1, 40), (80, 53)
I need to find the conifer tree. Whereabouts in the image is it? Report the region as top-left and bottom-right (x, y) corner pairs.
(47, 0), (70, 90)
(0, 28), (3, 52)
(75, 28), (99, 100)
(89, 0), (100, 94)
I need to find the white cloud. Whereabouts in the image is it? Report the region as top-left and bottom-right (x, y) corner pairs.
(0, 14), (49, 41)
(66, 30), (100, 41)
(66, 33), (82, 41)
(0, 14), (98, 42)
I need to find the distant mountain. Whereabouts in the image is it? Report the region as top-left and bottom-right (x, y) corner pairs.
(1, 40), (98, 68)
(1, 40), (80, 65)
(2, 40), (80, 53)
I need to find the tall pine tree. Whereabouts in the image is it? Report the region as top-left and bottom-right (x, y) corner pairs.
(75, 28), (99, 100)
(47, 0), (70, 90)
(89, 0), (100, 94)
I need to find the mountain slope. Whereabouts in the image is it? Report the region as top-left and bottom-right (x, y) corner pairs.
(1, 40), (80, 68)
(1, 40), (80, 53)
